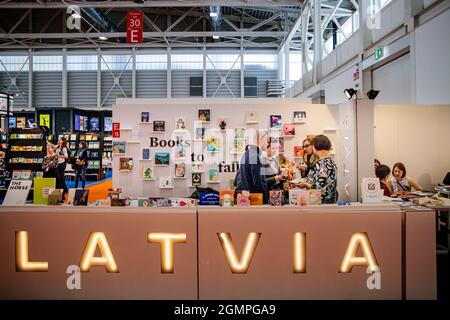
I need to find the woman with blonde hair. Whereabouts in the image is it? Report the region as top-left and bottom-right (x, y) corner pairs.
(298, 137), (318, 178)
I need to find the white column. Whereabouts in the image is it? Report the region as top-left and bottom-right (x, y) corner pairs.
(203, 47), (207, 98)
(240, 47), (244, 98)
(284, 43), (290, 90)
(28, 49), (32, 109)
(167, 47), (171, 98)
(132, 48), (136, 98)
(313, 0), (322, 85)
(97, 48), (101, 108)
(62, 48), (67, 108)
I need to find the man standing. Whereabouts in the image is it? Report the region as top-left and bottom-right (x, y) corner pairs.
(238, 129), (268, 203)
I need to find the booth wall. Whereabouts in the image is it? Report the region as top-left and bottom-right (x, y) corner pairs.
(113, 98), (339, 198)
(374, 104), (450, 190)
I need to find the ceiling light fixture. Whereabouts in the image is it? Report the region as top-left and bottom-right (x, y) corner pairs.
(344, 88), (357, 100)
(366, 89), (380, 100)
(99, 36), (108, 41)
(209, 12), (218, 18)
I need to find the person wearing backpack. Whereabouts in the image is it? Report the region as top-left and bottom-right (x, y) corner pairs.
(74, 141), (88, 189)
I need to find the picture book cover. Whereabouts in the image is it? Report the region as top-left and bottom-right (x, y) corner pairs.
(198, 109), (210, 122)
(155, 152), (170, 165)
(283, 123), (295, 136)
(249, 193), (263, 206)
(191, 163), (204, 173)
(141, 112), (150, 123)
(294, 146), (304, 158)
(174, 162), (186, 178)
(270, 190), (284, 206)
(219, 190), (234, 207)
(142, 148), (150, 160)
(231, 140), (244, 154)
(119, 157), (133, 171)
(234, 127), (245, 140)
(16, 117), (26, 129)
(309, 189), (322, 205)
(153, 120), (165, 132)
(33, 178), (56, 205)
(195, 127), (205, 140)
(271, 137), (285, 153)
(206, 136), (221, 152)
(112, 141), (126, 154)
(159, 176), (173, 189)
(175, 116), (186, 130)
(73, 189), (89, 206)
(47, 189), (63, 205)
(208, 168), (219, 182)
(237, 190), (251, 206)
(174, 146), (186, 159)
(192, 173), (202, 186)
(288, 189), (302, 205)
(142, 166), (155, 180)
(270, 115), (282, 129)
(293, 111), (307, 123)
(245, 111), (258, 123)
(68, 188), (83, 205)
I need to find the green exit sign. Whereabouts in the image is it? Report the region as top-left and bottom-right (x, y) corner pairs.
(374, 47), (384, 60)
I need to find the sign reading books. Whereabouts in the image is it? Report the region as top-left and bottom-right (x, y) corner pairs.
(126, 11), (143, 44)
(3, 180), (32, 205)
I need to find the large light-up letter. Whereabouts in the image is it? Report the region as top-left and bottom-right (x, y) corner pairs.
(148, 233), (187, 273)
(339, 232), (379, 273)
(293, 232), (306, 273)
(79, 232), (119, 273)
(217, 232), (261, 274)
(15, 231), (48, 272)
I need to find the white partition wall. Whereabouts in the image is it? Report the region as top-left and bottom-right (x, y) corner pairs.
(112, 98), (340, 198)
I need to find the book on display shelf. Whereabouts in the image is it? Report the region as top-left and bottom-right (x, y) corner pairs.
(7, 127), (48, 180)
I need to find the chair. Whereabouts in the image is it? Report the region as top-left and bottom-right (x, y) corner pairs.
(65, 164), (76, 182)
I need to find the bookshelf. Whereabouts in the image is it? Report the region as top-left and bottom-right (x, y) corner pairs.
(7, 127), (47, 180)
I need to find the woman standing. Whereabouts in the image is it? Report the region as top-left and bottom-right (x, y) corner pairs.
(74, 141), (88, 189)
(261, 137), (286, 194)
(390, 162), (422, 196)
(297, 135), (337, 204)
(298, 138), (318, 178)
(42, 144), (59, 179)
(55, 137), (69, 195)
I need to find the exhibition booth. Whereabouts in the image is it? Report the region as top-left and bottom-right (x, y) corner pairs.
(0, 98), (444, 300)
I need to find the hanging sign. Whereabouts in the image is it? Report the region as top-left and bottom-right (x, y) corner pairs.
(126, 11), (143, 44)
(112, 122), (120, 138)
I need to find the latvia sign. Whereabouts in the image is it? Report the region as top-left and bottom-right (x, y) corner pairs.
(126, 12), (143, 44)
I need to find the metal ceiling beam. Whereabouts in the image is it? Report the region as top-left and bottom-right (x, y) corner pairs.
(0, 42), (280, 49)
(0, 31), (288, 39)
(248, 12), (283, 31)
(278, 11), (302, 52)
(0, 1), (303, 9)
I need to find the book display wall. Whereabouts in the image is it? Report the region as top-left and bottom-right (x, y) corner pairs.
(79, 132), (103, 180)
(0, 130), (8, 184)
(7, 127), (47, 180)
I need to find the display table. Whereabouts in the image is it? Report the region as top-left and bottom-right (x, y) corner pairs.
(0, 204), (436, 299)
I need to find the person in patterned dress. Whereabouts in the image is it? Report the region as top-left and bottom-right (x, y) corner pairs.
(296, 135), (337, 204)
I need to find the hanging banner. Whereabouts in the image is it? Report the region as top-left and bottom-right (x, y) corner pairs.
(126, 11), (143, 44)
(112, 122), (120, 138)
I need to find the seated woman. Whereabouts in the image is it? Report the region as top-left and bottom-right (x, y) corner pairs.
(390, 162), (422, 195)
(375, 164), (392, 197)
(296, 135), (337, 204)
